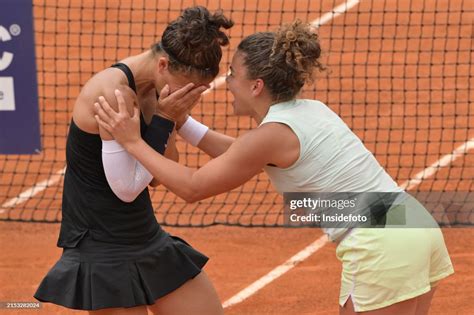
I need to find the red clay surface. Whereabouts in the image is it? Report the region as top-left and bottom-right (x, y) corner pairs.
(0, 223), (473, 314)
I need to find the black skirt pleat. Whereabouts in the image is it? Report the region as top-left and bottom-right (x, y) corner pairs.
(34, 230), (208, 310)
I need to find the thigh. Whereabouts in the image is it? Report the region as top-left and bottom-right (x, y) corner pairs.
(148, 271), (223, 315)
(88, 305), (148, 315)
(415, 286), (437, 315)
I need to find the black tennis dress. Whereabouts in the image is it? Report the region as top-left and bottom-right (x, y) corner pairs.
(34, 63), (208, 310)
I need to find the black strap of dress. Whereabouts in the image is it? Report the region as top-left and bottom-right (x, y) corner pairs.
(110, 62), (174, 155)
(111, 63), (137, 94)
(111, 62), (160, 100)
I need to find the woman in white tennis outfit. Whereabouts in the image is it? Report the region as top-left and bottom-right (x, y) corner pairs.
(95, 20), (454, 314)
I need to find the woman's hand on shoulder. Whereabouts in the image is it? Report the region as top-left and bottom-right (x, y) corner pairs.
(94, 89), (142, 149)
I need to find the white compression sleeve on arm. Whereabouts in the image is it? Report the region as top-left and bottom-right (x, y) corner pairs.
(102, 140), (153, 203)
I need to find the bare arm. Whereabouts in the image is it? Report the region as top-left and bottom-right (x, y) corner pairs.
(94, 90), (300, 202)
(97, 86), (138, 140)
(123, 128), (272, 202)
(175, 115), (235, 158)
(196, 129), (235, 158)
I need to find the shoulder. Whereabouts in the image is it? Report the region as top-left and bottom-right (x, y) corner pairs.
(100, 84), (138, 115)
(78, 69), (135, 105)
(258, 120), (299, 144)
(231, 123), (298, 157)
(257, 121), (295, 137)
(224, 123), (300, 168)
(72, 68), (136, 133)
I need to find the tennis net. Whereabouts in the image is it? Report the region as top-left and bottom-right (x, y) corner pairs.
(0, 0), (472, 226)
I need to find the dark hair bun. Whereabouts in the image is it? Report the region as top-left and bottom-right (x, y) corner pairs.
(180, 6), (234, 47)
(237, 19), (324, 102)
(156, 6), (233, 78)
(271, 19), (324, 86)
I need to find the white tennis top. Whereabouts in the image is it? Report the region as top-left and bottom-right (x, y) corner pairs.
(261, 99), (403, 240)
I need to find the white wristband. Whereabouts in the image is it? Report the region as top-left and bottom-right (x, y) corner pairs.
(178, 116), (209, 146)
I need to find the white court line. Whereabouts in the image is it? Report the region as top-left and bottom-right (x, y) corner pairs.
(223, 138), (474, 309)
(208, 0), (363, 96)
(5, 0), (470, 308)
(222, 0), (361, 308)
(222, 235), (329, 308)
(205, 75), (227, 94)
(0, 167), (66, 214)
(400, 138), (474, 190)
(313, 0), (361, 27)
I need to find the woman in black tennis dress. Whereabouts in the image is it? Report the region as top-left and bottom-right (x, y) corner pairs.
(34, 6), (232, 315)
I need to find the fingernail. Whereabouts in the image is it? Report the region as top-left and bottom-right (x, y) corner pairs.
(99, 96), (104, 102)
(115, 89), (120, 94)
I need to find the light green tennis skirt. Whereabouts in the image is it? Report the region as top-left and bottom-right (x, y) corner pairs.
(336, 194), (454, 312)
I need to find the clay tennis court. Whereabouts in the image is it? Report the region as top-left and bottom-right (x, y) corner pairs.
(1, 0), (473, 314)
